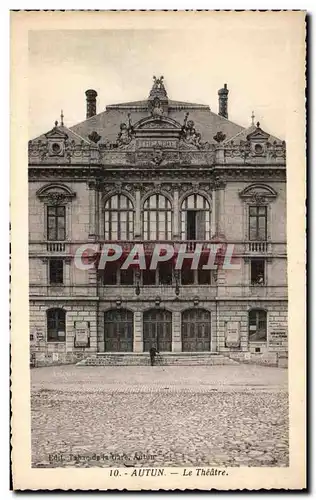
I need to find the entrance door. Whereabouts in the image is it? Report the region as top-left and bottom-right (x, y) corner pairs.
(182, 308), (211, 351)
(104, 309), (133, 352)
(143, 309), (172, 352)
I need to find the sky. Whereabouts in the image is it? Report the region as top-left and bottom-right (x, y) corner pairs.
(28, 14), (304, 140)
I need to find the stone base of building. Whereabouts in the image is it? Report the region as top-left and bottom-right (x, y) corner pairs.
(30, 350), (288, 368)
(76, 352), (239, 366)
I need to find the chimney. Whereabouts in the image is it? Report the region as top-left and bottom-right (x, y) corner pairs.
(85, 89), (98, 119)
(218, 83), (229, 119)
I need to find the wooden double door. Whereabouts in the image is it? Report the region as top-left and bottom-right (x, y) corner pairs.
(104, 309), (133, 352)
(143, 309), (172, 352)
(182, 309), (211, 352)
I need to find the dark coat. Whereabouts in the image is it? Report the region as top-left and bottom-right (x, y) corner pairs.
(149, 347), (159, 357)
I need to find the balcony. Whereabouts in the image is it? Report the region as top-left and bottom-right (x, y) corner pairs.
(246, 241), (269, 253)
(46, 241), (66, 252)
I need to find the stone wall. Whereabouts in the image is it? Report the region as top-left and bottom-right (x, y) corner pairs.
(29, 300), (98, 367)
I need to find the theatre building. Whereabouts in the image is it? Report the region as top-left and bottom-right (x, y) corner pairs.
(28, 76), (288, 366)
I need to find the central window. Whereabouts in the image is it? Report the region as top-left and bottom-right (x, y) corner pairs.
(47, 205), (66, 241)
(104, 194), (134, 240)
(181, 194), (210, 240)
(143, 194), (172, 240)
(249, 205), (267, 241)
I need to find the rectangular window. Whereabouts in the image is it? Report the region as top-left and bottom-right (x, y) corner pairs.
(181, 268), (195, 285)
(103, 264), (118, 285)
(250, 259), (265, 285)
(49, 259), (64, 284)
(186, 211), (196, 240)
(158, 262), (173, 285)
(47, 309), (66, 342)
(249, 310), (267, 342)
(198, 269), (212, 285)
(249, 206), (267, 241)
(120, 267), (134, 285)
(143, 269), (156, 285)
(47, 205), (66, 241)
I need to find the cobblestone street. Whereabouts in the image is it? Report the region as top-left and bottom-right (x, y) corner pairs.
(31, 365), (288, 468)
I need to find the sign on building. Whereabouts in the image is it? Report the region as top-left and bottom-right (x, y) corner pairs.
(74, 321), (90, 348)
(225, 321), (240, 348)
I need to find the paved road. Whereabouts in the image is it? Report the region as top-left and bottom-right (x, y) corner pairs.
(31, 365), (288, 468)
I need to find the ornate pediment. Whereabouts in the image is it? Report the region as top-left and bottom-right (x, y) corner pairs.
(44, 126), (68, 141)
(134, 116), (182, 131)
(36, 183), (76, 204)
(246, 123), (270, 142)
(239, 183), (277, 204)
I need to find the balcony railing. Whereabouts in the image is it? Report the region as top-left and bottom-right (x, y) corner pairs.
(28, 239), (287, 258)
(46, 241), (66, 252)
(246, 241), (269, 253)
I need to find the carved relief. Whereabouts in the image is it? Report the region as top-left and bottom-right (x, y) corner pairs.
(239, 183), (277, 204)
(213, 131), (226, 143)
(88, 131), (102, 144)
(116, 113), (135, 148)
(36, 183), (76, 204)
(180, 112), (211, 150)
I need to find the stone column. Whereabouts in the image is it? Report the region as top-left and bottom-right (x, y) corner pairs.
(216, 183), (226, 235)
(88, 181), (97, 239)
(133, 311), (143, 352)
(211, 189), (216, 237)
(173, 188), (180, 238)
(134, 188), (141, 238)
(172, 311), (182, 352)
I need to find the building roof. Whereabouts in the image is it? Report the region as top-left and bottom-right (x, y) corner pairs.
(223, 123), (283, 145)
(70, 102), (245, 146)
(30, 77), (283, 146)
(31, 122), (92, 145)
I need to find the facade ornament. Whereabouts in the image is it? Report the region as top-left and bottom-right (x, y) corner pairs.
(116, 113), (135, 148)
(65, 139), (75, 162)
(149, 76), (167, 98)
(151, 148), (164, 166)
(46, 193), (70, 205)
(151, 97), (164, 118)
(239, 140), (252, 160)
(213, 176), (226, 190)
(88, 131), (102, 144)
(250, 193), (267, 205)
(213, 131), (226, 143)
(180, 112), (210, 150)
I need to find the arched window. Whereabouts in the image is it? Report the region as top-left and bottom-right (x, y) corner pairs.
(47, 308), (66, 342)
(248, 309), (267, 342)
(104, 309), (133, 352)
(181, 194), (210, 240)
(104, 194), (134, 240)
(182, 308), (211, 351)
(143, 194), (172, 240)
(143, 309), (172, 352)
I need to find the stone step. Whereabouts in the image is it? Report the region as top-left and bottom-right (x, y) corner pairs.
(76, 353), (239, 366)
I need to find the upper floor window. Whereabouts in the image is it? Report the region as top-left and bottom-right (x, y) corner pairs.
(143, 194), (172, 240)
(47, 308), (66, 342)
(181, 194), (210, 240)
(250, 258), (265, 285)
(249, 206), (267, 241)
(104, 194), (134, 240)
(49, 259), (64, 285)
(47, 205), (66, 241)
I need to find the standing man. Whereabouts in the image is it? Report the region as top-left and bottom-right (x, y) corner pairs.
(149, 346), (159, 366)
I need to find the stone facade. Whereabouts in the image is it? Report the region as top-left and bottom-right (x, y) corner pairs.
(29, 77), (287, 367)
